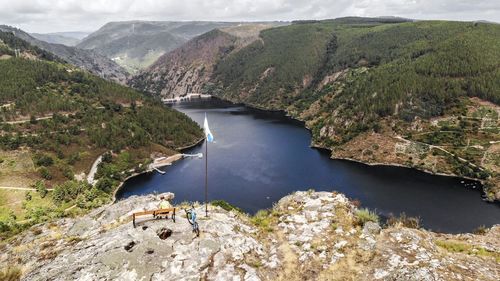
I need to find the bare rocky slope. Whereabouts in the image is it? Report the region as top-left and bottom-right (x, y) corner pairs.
(0, 25), (128, 83)
(1, 191), (498, 280)
(128, 24), (279, 98)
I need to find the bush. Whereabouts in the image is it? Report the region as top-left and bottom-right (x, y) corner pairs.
(473, 225), (488, 235)
(102, 152), (112, 163)
(35, 154), (54, 167)
(25, 191), (32, 201)
(250, 210), (273, 232)
(39, 167), (52, 180)
(52, 180), (87, 204)
(35, 181), (48, 198)
(354, 208), (379, 226)
(0, 267), (22, 281)
(386, 213), (420, 229)
(210, 200), (243, 213)
(95, 177), (114, 193)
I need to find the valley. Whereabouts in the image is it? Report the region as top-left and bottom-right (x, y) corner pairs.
(130, 18), (500, 201)
(0, 11), (499, 280)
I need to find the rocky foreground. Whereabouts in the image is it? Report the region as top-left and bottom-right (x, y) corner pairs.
(1, 191), (499, 281)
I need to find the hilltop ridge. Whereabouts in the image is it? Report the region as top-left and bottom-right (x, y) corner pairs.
(1, 191), (498, 280)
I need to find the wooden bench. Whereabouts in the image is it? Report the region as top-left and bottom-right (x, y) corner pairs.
(132, 207), (176, 228)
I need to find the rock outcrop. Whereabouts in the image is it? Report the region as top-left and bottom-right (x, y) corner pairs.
(1, 191), (498, 280)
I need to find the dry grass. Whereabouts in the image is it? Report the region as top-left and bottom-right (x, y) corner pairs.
(0, 267), (22, 281)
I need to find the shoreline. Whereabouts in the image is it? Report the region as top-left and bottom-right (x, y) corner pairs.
(112, 98), (496, 204)
(217, 97), (496, 202)
(112, 137), (206, 203)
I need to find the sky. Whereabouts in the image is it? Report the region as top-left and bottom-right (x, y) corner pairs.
(1, 0), (499, 33)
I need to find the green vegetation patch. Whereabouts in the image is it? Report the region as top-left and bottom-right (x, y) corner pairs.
(210, 199), (244, 213)
(436, 240), (500, 262)
(354, 208), (379, 226)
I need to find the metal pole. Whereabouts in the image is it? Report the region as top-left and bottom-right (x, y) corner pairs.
(205, 137), (208, 217)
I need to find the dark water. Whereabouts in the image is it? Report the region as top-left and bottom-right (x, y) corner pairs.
(117, 99), (499, 233)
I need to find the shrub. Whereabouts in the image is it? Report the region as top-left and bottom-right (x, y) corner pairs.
(95, 177), (114, 193)
(35, 181), (48, 198)
(473, 225), (488, 235)
(386, 213), (420, 229)
(250, 210), (273, 232)
(210, 200), (243, 213)
(354, 208), (379, 226)
(25, 191), (32, 201)
(102, 152), (112, 163)
(39, 167), (52, 180)
(0, 267), (22, 281)
(52, 180), (87, 204)
(35, 154), (54, 167)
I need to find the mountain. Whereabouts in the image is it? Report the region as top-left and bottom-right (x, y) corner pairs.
(2, 190), (499, 280)
(132, 18), (500, 200)
(78, 21), (287, 73)
(129, 24), (277, 97)
(0, 30), (202, 236)
(0, 25), (128, 82)
(30, 31), (90, 46)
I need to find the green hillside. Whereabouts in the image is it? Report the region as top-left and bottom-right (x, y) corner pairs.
(0, 31), (202, 238)
(211, 19), (500, 198)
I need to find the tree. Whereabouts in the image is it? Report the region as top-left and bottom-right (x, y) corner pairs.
(39, 167), (52, 180)
(96, 177), (114, 193)
(35, 181), (48, 198)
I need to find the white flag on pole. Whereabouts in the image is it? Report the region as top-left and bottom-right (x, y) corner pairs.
(204, 114), (214, 143)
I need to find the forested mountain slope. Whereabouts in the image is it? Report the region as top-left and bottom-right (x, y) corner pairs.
(134, 18), (500, 200)
(0, 31), (202, 238)
(0, 25), (128, 83)
(213, 19), (500, 198)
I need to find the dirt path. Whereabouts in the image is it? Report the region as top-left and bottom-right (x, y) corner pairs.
(87, 154), (104, 185)
(395, 136), (485, 171)
(0, 186), (54, 191)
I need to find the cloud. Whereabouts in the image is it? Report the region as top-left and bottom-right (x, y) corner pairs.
(0, 0), (499, 33)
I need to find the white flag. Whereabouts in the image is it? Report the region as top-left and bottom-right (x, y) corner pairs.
(204, 114), (214, 142)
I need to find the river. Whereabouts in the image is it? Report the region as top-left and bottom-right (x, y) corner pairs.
(116, 99), (499, 233)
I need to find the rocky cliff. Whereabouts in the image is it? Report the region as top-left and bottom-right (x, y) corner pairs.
(128, 29), (238, 98)
(128, 24), (280, 98)
(1, 191), (498, 281)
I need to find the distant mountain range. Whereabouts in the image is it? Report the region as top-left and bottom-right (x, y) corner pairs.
(77, 21), (287, 73)
(30, 31), (90, 46)
(0, 25), (127, 82)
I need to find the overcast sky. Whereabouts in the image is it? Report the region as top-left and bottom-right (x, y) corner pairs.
(1, 0), (499, 33)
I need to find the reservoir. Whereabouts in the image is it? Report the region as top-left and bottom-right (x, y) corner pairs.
(117, 99), (500, 233)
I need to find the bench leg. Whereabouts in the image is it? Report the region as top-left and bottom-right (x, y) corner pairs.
(133, 214), (136, 228)
(172, 209), (176, 223)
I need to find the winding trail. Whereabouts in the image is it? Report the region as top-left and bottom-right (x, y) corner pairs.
(87, 154), (104, 185)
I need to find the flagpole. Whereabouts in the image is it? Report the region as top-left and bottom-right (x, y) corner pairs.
(205, 135), (208, 217)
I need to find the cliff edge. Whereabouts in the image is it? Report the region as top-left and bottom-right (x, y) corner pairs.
(1, 191), (498, 280)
